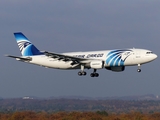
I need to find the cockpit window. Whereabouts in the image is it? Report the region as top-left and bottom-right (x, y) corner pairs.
(146, 52), (153, 54)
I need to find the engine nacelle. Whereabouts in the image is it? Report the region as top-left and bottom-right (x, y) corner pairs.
(105, 66), (125, 72)
(90, 61), (104, 69)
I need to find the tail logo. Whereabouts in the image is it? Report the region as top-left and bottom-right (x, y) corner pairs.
(106, 50), (132, 66)
(18, 41), (31, 53)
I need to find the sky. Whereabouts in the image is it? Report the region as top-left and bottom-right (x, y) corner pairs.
(0, 0), (160, 98)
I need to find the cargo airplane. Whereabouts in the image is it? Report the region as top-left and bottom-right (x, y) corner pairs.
(6, 32), (157, 77)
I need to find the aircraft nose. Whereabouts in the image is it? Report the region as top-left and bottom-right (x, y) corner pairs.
(152, 54), (158, 60)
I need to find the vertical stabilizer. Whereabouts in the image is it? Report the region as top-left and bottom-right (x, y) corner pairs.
(14, 32), (42, 56)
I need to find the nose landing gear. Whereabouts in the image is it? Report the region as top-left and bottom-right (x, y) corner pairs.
(137, 64), (141, 72)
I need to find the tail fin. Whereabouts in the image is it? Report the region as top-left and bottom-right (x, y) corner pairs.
(14, 32), (42, 56)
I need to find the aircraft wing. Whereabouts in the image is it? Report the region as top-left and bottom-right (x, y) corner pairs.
(42, 51), (93, 65)
(5, 55), (32, 61)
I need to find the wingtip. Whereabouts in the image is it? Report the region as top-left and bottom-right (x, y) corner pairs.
(4, 54), (10, 57)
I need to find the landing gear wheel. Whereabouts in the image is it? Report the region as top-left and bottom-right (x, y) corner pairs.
(82, 71), (87, 76)
(137, 69), (141, 72)
(95, 73), (99, 77)
(90, 73), (95, 77)
(78, 71), (82, 76)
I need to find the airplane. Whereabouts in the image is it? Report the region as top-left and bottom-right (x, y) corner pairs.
(6, 32), (157, 77)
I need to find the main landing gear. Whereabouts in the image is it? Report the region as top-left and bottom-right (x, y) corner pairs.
(78, 65), (87, 76)
(90, 69), (99, 77)
(137, 64), (141, 72)
(78, 65), (99, 77)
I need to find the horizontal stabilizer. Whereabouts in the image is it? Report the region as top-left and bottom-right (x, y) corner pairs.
(5, 55), (32, 61)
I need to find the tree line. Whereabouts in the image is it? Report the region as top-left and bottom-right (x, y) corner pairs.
(0, 111), (160, 120)
(0, 98), (160, 113)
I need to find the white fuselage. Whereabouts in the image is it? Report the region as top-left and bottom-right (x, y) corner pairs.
(24, 48), (157, 70)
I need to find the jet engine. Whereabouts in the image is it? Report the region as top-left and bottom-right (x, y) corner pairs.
(90, 61), (104, 69)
